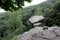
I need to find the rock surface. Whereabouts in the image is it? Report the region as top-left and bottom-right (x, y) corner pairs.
(17, 27), (60, 40)
(29, 16), (44, 23)
(33, 23), (42, 27)
(28, 16), (44, 27)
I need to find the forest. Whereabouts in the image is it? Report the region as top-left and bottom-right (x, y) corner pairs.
(0, 0), (60, 40)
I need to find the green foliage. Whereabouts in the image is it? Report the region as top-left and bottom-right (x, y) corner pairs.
(3, 11), (23, 37)
(44, 0), (60, 26)
(0, 0), (60, 40)
(2, 23), (25, 40)
(21, 0), (57, 28)
(0, 0), (32, 11)
(0, 12), (9, 38)
(0, 10), (27, 40)
(52, 1), (60, 12)
(12, 36), (17, 40)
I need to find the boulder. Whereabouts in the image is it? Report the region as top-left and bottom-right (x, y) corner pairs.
(28, 16), (44, 27)
(29, 16), (44, 23)
(17, 27), (60, 40)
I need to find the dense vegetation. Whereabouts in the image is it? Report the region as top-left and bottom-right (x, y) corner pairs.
(44, 0), (60, 26)
(0, 10), (25, 40)
(0, 0), (60, 40)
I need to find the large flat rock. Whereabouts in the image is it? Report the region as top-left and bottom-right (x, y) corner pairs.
(17, 27), (60, 40)
(29, 16), (44, 23)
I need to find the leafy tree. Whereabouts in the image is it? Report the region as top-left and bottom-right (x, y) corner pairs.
(0, 0), (32, 11)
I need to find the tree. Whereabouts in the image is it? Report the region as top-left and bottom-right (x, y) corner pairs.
(0, 0), (32, 11)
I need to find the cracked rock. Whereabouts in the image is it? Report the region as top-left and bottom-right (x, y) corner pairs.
(53, 28), (60, 36)
(17, 27), (60, 40)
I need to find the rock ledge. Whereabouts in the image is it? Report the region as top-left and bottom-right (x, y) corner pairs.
(17, 27), (60, 40)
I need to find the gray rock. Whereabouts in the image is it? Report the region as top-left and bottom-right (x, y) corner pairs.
(43, 26), (48, 30)
(32, 37), (46, 40)
(17, 27), (60, 40)
(32, 30), (56, 39)
(53, 28), (60, 36)
(33, 23), (43, 27)
(48, 26), (58, 30)
(29, 16), (44, 23)
(55, 37), (60, 40)
(41, 30), (56, 39)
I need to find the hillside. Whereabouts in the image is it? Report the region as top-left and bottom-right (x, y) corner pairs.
(0, 0), (60, 40)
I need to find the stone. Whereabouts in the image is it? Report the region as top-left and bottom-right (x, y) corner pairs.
(48, 26), (58, 30)
(53, 28), (60, 36)
(17, 27), (60, 40)
(33, 23), (42, 27)
(41, 30), (56, 39)
(32, 37), (46, 40)
(29, 16), (44, 23)
(55, 37), (60, 40)
(43, 26), (48, 30)
(32, 30), (56, 39)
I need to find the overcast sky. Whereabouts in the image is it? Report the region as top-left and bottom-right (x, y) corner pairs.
(24, 0), (46, 7)
(0, 0), (46, 13)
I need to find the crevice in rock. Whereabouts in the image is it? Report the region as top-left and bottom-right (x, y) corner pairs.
(52, 30), (60, 37)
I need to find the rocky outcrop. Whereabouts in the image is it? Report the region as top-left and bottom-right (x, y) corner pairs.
(17, 16), (60, 40)
(29, 16), (44, 23)
(17, 27), (60, 40)
(28, 16), (44, 27)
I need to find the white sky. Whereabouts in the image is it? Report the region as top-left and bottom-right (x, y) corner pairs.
(0, 9), (5, 13)
(24, 0), (46, 7)
(0, 0), (46, 13)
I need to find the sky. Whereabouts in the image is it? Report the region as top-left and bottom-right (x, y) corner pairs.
(24, 0), (46, 7)
(0, 0), (46, 13)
